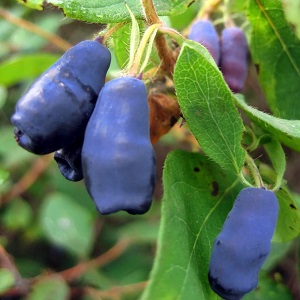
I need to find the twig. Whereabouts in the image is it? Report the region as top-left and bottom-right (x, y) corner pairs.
(0, 244), (29, 293)
(84, 281), (148, 299)
(0, 8), (72, 51)
(141, 0), (160, 25)
(1, 155), (52, 205)
(58, 239), (130, 283)
(141, 0), (176, 77)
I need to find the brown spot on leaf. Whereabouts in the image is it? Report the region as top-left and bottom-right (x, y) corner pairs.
(211, 181), (219, 196)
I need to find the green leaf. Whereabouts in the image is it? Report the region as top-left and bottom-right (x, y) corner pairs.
(39, 192), (95, 258)
(26, 276), (70, 300)
(169, 1), (200, 31)
(2, 198), (33, 230)
(235, 95), (300, 152)
(117, 220), (159, 243)
(103, 245), (152, 285)
(0, 269), (15, 293)
(248, 0), (300, 119)
(17, 0), (43, 10)
(174, 40), (246, 175)
(139, 27), (158, 74)
(263, 138), (286, 190)
(112, 23), (131, 69)
(282, 0), (300, 40)
(141, 150), (243, 300)
(0, 126), (35, 168)
(0, 170), (9, 186)
(125, 3), (140, 69)
(0, 85), (7, 109)
(273, 186), (300, 242)
(0, 54), (60, 87)
(20, 0), (194, 23)
(16, 258), (44, 278)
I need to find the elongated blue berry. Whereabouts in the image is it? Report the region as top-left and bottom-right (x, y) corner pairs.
(189, 20), (220, 64)
(82, 77), (156, 215)
(209, 187), (279, 300)
(11, 40), (111, 154)
(220, 27), (248, 93)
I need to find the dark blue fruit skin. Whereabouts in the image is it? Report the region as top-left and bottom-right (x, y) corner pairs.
(11, 40), (111, 155)
(54, 136), (84, 182)
(188, 20), (220, 64)
(208, 187), (279, 300)
(220, 27), (248, 93)
(82, 77), (156, 215)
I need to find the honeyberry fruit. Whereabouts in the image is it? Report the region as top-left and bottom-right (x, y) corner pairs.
(220, 27), (248, 93)
(82, 77), (156, 215)
(188, 20), (220, 64)
(11, 40), (111, 154)
(54, 136), (83, 182)
(208, 187), (279, 300)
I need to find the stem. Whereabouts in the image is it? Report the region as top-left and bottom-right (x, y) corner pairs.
(0, 9), (72, 51)
(1, 155), (52, 205)
(244, 125), (260, 152)
(0, 244), (29, 293)
(141, 0), (160, 25)
(84, 281), (148, 298)
(57, 239), (130, 283)
(129, 23), (162, 76)
(239, 170), (254, 188)
(141, 0), (175, 77)
(181, 0), (223, 37)
(245, 153), (264, 188)
(159, 27), (186, 47)
(154, 34), (176, 77)
(102, 22), (126, 45)
(223, 0), (235, 28)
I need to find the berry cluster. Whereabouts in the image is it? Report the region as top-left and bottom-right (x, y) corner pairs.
(11, 40), (156, 215)
(189, 20), (248, 93)
(208, 187), (279, 299)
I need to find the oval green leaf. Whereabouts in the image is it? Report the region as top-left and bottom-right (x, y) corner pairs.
(39, 192), (95, 258)
(19, 0), (194, 23)
(26, 276), (70, 300)
(248, 0), (300, 119)
(0, 54), (60, 87)
(0, 269), (15, 293)
(174, 40), (246, 175)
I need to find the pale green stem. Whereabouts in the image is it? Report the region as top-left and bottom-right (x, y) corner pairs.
(223, 0), (235, 27)
(245, 153), (264, 188)
(102, 22), (126, 45)
(128, 23), (162, 76)
(158, 27), (186, 46)
(239, 170), (253, 188)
